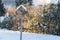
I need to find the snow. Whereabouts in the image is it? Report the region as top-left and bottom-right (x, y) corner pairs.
(0, 13), (9, 23)
(0, 29), (60, 40)
(16, 5), (27, 12)
(32, 0), (58, 6)
(22, 32), (60, 40)
(0, 17), (4, 23)
(0, 29), (20, 40)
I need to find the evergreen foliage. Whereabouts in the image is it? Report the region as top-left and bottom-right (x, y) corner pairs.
(0, 0), (5, 16)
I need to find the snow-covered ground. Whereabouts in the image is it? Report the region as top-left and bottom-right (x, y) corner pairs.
(0, 29), (60, 40)
(0, 29), (20, 40)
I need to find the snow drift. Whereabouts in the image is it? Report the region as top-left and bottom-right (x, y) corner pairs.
(0, 29), (60, 40)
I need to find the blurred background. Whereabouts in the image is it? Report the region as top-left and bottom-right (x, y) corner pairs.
(0, 0), (60, 36)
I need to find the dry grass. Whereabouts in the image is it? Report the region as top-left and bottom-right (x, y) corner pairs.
(24, 3), (44, 16)
(6, 6), (16, 16)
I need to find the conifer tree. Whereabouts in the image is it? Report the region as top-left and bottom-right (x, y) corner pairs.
(15, 0), (32, 7)
(0, 0), (5, 16)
